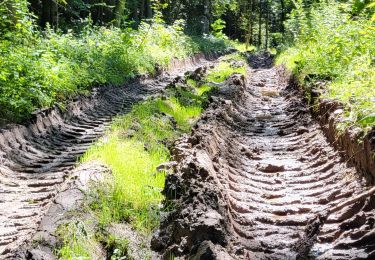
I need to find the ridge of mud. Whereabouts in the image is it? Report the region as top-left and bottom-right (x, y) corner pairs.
(153, 59), (375, 259)
(278, 67), (375, 184)
(0, 52), (226, 259)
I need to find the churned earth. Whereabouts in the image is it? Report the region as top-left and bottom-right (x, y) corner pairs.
(1, 52), (374, 260)
(0, 53), (222, 259)
(153, 55), (375, 259)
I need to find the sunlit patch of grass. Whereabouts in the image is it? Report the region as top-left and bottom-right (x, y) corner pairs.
(158, 98), (202, 131)
(81, 94), (205, 232)
(231, 41), (256, 52)
(206, 60), (246, 83)
(82, 137), (167, 231)
(196, 84), (213, 96)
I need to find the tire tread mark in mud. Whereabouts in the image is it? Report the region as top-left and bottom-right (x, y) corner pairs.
(0, 56), (215, 258)
(157, 62), (375, 259)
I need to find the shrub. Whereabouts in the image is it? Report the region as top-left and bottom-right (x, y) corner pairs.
(277, 0), (375, 130)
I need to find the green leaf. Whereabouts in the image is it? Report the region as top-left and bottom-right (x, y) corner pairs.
(358, 114), (375, 125)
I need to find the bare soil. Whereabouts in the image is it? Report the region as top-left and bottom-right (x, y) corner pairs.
(153, 55), (375, 259)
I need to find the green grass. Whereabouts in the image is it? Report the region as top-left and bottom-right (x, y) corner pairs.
(56, 221), (97, 259)
(206, 54), (247, 83)
(79, 94), (204, 232)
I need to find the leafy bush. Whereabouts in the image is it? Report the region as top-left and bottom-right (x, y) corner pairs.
(277, 0), (375, 130)
(0, 19), (231, 121)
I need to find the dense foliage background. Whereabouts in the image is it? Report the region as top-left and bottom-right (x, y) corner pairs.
(0, 0), (374, 127)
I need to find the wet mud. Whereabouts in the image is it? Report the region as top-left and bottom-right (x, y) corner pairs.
(0, 53), (222, 259)
(154, 56), (375, 259)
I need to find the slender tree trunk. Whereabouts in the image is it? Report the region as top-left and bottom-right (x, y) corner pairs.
(115, 0), (126, 27)
(146, 0), (152, 18)
(280, 0), (285, 41)
(245, 0), (253, 50)
(258, 0), (262, 48)
(41, 0), (57, 28)
(139, 0), (145, 20)
(265, 0), (269, 49)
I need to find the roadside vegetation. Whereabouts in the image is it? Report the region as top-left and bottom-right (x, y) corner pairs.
(0, 15), (229, 121)
(55, 57), (247, 258)
(277, 0), (375, 130)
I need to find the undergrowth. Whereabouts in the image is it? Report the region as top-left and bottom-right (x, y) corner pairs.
(0, 19), (231, 122)
(54, 56), (248, 258)
(277, 0), (375, 130)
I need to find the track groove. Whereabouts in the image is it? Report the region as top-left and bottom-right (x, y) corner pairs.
(157, 59), (375, 259)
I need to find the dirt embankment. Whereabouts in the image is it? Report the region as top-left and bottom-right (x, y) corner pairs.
(153, 56), (375, 259)
(277, 67), (375, 184)
(0, 52), (224, 259)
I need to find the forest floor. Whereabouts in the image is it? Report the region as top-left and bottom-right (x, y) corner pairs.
(0, 53), (374, 259)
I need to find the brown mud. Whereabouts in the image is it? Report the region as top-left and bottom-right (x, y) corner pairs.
(153, 55), (375, 259)
(0, 52), (225, 259)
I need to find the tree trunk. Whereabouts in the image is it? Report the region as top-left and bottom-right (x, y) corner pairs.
(41, 0), (57, 28)
(139, 0), (145, 20)
(115, 0), (126, 27)
(146, 0), (152, 18)
(258, 0), (262, 48)
(280, 0), (285, 41)
(265, 0), (269, 50)
(245, 0), (254, 50)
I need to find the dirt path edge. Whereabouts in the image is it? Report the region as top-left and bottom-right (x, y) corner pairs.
(276, 66), (375, 184)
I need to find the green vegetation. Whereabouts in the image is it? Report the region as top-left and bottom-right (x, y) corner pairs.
(277, 0), (375, 130)
(81, 95), (203, 232)
(2, 0), (375, 257)
(0, 19), (230, 121)
(206, 53), (247, 83)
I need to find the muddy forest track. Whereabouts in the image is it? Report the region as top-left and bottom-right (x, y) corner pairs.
(218, 68), (375, 259)
(157, 58), (375, 259)
(0, 55), (218, 258)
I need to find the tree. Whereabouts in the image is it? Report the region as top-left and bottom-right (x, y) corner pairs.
(115, 0), (126, 26)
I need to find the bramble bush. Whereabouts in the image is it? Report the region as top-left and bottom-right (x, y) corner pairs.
(277, 0), (375, 130)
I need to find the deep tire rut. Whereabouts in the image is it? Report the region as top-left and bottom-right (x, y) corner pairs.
(0, 55), (217, 258)
(156, 60), (375, 259)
